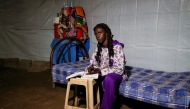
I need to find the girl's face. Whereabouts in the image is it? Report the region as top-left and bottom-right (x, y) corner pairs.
(94, 27), (107, 44)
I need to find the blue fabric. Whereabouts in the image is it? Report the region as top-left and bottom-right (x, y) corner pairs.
(50, 38), (90, 64)
(52, 59), (90, 84)
(52, 60), (190, 109)
(50, 39), (76, 64)
(119, 66), (190, 109)
(78, 38), (90, 56)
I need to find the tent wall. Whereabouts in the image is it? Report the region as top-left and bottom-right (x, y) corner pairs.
(0, 0), (190, 72)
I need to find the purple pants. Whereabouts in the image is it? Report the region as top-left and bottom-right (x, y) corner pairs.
(98, 73), (122, 109)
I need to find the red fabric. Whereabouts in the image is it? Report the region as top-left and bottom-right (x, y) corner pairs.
(76, 28), (83, 39)
(54, 23), (60, 38)
(54, 23), (66, 38)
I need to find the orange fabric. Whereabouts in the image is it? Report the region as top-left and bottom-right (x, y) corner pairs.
(75, 7), (85, 17)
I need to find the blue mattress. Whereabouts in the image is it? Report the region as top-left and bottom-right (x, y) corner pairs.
(52, 59), (190, 109)
(52, 59), (90, 84)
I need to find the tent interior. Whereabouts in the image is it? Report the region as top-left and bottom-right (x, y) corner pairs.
(0, 0), (190, 108)
(1, 0), (190, 72)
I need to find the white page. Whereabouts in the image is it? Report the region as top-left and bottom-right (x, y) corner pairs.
(66, 71), (85, 80)
(81, 73), (98, 79)
(66, 71), (99, 80)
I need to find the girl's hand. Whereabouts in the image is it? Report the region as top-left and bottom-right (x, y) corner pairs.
(89, 68), (101, 74)
(87, 64), (94, 74)
(86, 65), (101, 74)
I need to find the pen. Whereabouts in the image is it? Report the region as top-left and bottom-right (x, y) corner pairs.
(90, 64), (94, 73)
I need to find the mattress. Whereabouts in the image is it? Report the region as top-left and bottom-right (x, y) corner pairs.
(52, 59), (190, 109)
(119, 66), (190, 109)
(52, 59), (90, 84)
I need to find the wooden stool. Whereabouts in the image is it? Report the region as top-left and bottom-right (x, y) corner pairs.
(64, 78), (100, 109)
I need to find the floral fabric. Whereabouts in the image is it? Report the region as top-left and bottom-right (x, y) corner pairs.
(89, 40), (126, 80)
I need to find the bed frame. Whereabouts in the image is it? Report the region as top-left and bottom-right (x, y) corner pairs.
(50, 38), (190, 109)
(50, 37), (89, 88)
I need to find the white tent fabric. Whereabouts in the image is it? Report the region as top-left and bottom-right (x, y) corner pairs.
(0, 0), (190, 72)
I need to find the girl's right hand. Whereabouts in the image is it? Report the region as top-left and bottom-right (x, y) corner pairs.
(86, 64), (101, 74)
(87, 64), (94, 74)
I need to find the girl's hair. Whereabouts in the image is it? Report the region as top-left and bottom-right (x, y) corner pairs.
(93, 23), (114, 66)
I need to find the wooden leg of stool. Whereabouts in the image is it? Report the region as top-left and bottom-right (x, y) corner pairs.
(96, 83), (100, 109)
(88, 80), (94, 109)
(64, 82), (71, 109)
(85, 84), (89, 109)
(74, 85), (79, 106)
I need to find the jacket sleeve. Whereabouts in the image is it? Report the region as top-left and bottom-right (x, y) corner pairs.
(85, 48), (100, 71)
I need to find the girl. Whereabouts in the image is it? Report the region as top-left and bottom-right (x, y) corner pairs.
(86, 23), (127, 109)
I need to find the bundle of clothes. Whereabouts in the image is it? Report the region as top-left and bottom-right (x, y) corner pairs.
(57, 6), (88, 42)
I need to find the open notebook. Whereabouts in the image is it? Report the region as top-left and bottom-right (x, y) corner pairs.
(66, 71), (98, 80)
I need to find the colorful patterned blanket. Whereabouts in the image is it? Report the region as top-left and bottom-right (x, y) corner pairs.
(58, 6), (88, 41)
